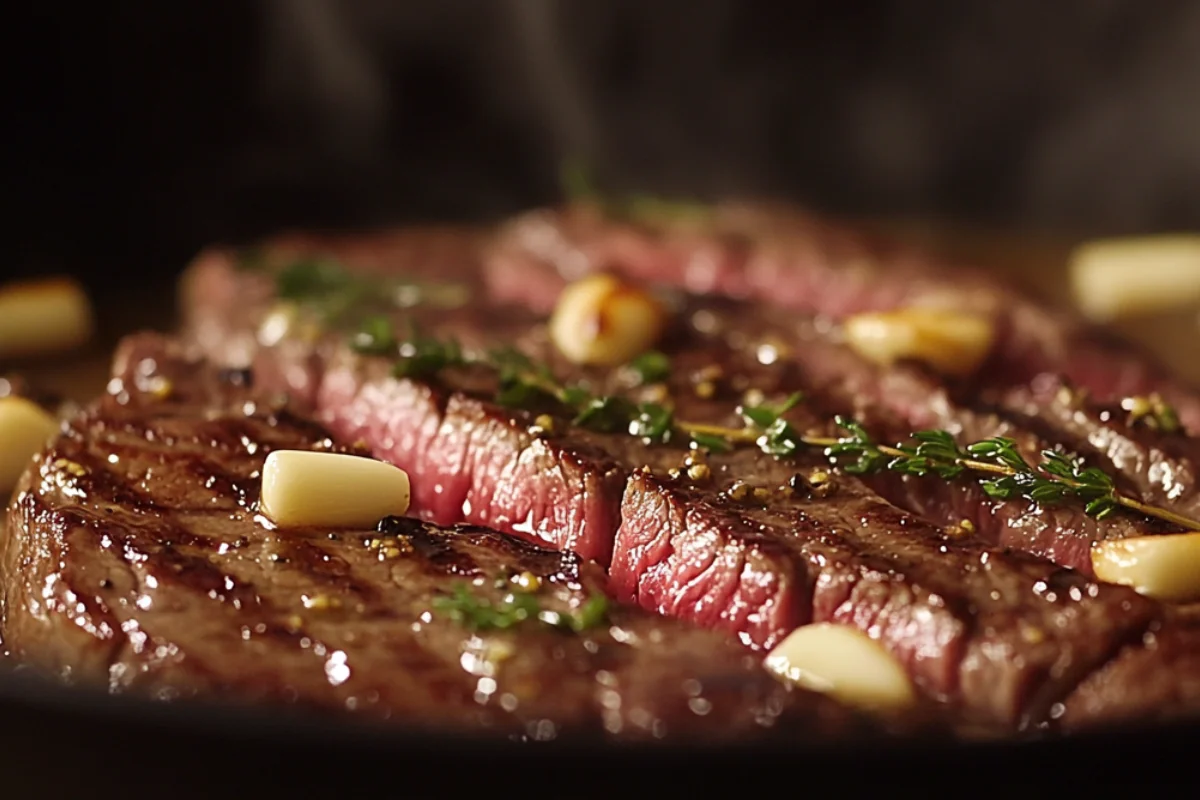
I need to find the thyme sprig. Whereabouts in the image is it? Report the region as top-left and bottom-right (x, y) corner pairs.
(681, 407), (1200, 532)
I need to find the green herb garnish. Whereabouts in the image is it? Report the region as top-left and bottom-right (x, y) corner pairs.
(432, 582), (610, 633)
(350, 316), (397, 355)
(629, 402), (674, 443)
(1122, 394), (1182, 434)
(573, 396), (637, 433)
(567, 594), (610, 632)
(273, 255), (470, 333)
(276, 258), (355, 302)
(393, 334), (464, 380)
(628, 350), (671, 385)
(689, 432), (733, 453)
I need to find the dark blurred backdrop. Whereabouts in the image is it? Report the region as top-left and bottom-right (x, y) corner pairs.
(13, 1), (1200, 283)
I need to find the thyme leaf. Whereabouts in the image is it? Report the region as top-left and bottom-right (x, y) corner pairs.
(432, 582), (610, 633)
(628, 350), (671, 385)
(630, 402), (674, 443)
(350, 316), (397, 356)
(573, 396), (637, 433)
(276, 258), (355, 303)
(690, 432), (733, 453)
(393, 335), (464, 380)
(1123, 393), (1182, 434)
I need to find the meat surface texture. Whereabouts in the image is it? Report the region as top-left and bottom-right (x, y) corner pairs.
(1, 334), (886, 743)
(177, 209), (1200, 734)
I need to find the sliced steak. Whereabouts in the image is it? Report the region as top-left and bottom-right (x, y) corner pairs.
(483, 203), (1200, 433)
(1, 333), (890, 743)
(183, 236), (1200, 574)
(178, 241), (1200, 732)
(188, 220), (1200, 579)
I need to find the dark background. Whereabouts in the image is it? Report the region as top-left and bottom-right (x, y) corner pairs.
(14, 1), (1200, 284)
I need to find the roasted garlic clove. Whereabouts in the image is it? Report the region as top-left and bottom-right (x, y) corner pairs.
(1092, 532), (1200, 602)
(843, 307), (995, 377)
(549, 274), (666, 366)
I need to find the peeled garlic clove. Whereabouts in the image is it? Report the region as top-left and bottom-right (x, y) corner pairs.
(0, 278), (94, 360)
(764, 622), (916, 712)
(1070, 235), (1200, 322)
(549, 274), (666, 366)
(0, 397), (61, 493)
(843, 307), (995, 377)
(1092, 532), (1200, 602)
(260, 450), (410, 529)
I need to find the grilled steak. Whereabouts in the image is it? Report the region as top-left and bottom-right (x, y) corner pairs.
(1, 333), (889, 743)
(179, 222), (1200, 733)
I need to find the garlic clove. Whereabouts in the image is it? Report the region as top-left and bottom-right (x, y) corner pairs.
(0, 278), (94, 360)
(549, 274), (666, 367)
(259, 450), (411, 530)
(763, 622), (916, 712)
(1070, 235), (1200, 322)
(1092, 532), (1200, 602)
(843, 307), (995, 377)
(0, 397), (61, 493)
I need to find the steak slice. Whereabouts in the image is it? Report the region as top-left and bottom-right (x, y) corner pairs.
(0, 334), (889, 743)
(759, 317), (1189, 574)
(483, 203), (1200, 433)
(179, 240), (1200, 732)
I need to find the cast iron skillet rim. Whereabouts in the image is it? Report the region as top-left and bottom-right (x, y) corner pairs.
(1, 664), (1195, 762)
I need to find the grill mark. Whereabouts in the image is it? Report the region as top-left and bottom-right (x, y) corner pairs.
(46, 440), (324, 639)
(52, 390), (381, 669)
(73, 405), (347, 516)
(274, 536), (382, 605)
(264, 396), (339, 440)
(50, 502), (331, 682)
(37, 505), (127, 664)
(1028, 613), (1162, 732)
(181, 452), (263, 510)
(45, 435), (149, 508)
(405, 524), (485, 577)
